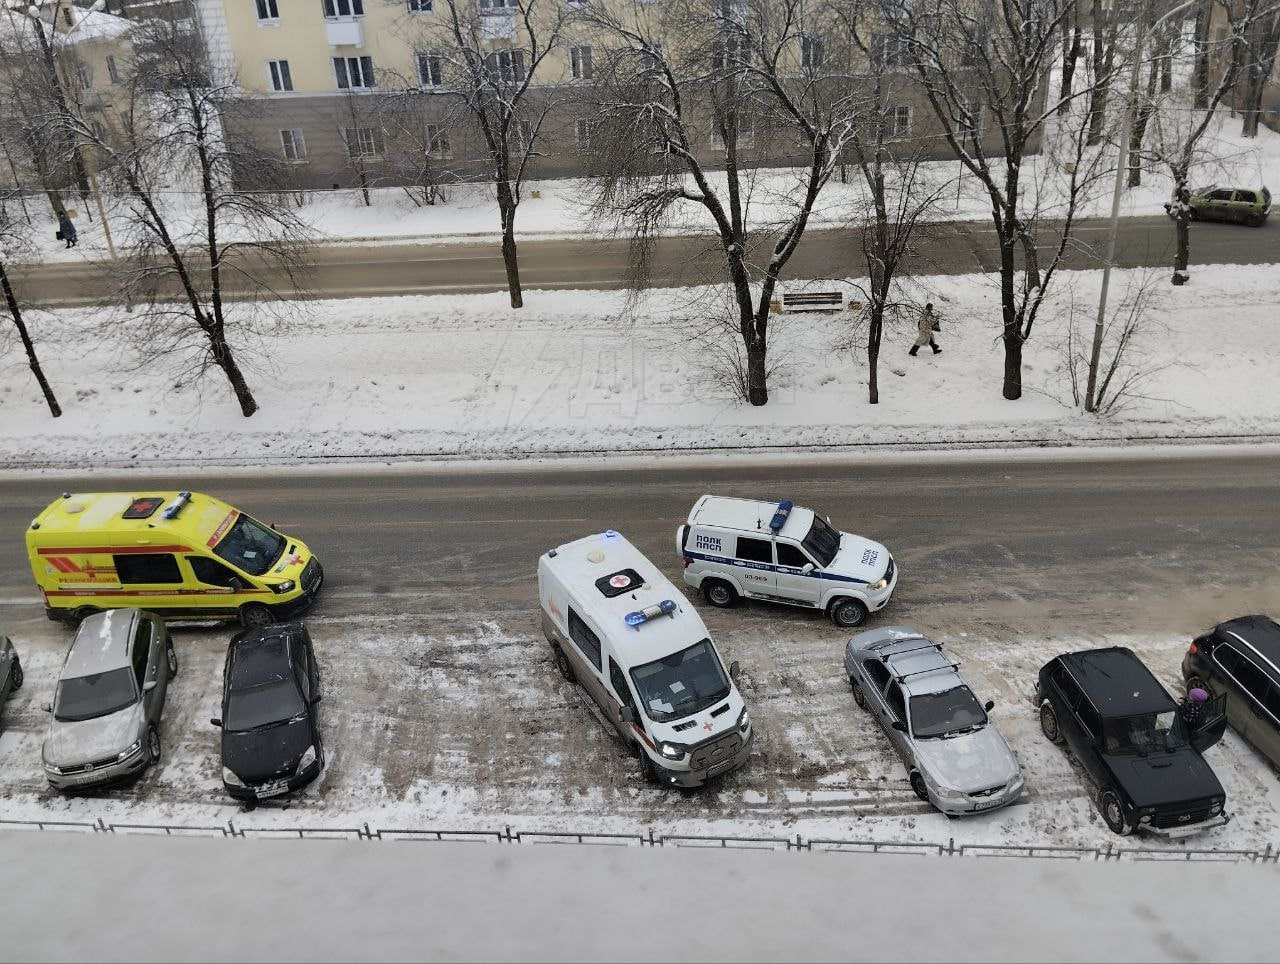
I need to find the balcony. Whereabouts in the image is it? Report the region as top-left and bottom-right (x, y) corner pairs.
(325, 17), (363, 47)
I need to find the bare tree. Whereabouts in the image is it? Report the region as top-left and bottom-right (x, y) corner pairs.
(0, 190), (61, 416)
(1058, 0), (1084, 112)
(412, 0), (567, 309)
(371, 72), (450, 208)
(1065, 270), (1167, 415)
(582, 0), (865, 406)
(1239, 7), (1280, 136)
(877, 0), (1109, 401)
(56, 18), (311, 416)
(1086, 0), (1121, 145)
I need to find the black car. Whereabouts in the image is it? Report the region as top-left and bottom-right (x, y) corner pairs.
(1036, 647), (1228, 837)
(212, 621), (324, 801)
(1184, 615), (1280, 771)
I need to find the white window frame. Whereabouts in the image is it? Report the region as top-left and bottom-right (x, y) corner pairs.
(575, 118), (594, 151)
(255, 0), (280, 22)
(417, 52), (443, 88)
(569, 45), (592, 81)
(800, 35), (823, 70)
(407, 0), (432, 10)
(267, 59), (293, 92)
(334, 55), (376, 90)
(106, 54), (119, 84)
(280, 128), (307, 162)
(478, 0), (518, 9)
(487, 48), (526, 84)
(344, 126), (384, 159)
(323, 0), (364, 18)
(710, 119), (754, 150)
(891, 105), (912, 138)
(425, 123), (452, 159)
(73, 60), (93, 91)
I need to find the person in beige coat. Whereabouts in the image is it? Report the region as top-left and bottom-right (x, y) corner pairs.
(909, 302), (941, 356)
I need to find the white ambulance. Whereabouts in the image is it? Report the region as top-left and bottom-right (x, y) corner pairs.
(538, 529), (753, 787)
(677, 495), (898, 628)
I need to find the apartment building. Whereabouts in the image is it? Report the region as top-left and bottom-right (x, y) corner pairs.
(196, 0), (1035, 190)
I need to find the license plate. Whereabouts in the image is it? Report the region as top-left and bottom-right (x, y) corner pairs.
(255, 780), (290, 798)
(973, 796), (1004, 811)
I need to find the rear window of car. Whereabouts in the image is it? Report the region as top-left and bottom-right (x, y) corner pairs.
(1237, 190), (1257, 204)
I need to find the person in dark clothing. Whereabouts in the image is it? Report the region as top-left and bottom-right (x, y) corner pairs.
(57, 211), (78, 248)
(1178, 687), (1210, 730)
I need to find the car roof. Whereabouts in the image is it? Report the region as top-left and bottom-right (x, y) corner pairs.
(1215, 615), (1280, 675)
(228, 624), (302, 688)
(64, 609), (138, 677)
(879, 638), (962, 696)
(1058, 647), (1175, 716)
(688, 495), (815, 541)
(542, 531), (714, 667)
(29, 491), (241, 550)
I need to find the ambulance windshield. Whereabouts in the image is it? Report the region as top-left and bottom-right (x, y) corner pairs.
(213, 514), (286, 576)
(630, 638), (731, 723)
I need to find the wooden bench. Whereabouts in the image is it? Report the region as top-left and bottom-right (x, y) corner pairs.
(773, 290), (848, 314)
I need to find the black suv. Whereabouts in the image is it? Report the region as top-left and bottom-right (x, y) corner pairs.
(1036, 647), (1228, 837)
(1184, 615), (1280, 771)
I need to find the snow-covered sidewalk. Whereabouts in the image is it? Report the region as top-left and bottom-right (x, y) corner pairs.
(0, 263), (1277, 468)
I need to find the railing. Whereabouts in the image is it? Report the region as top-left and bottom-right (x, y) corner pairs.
(2, 817), (1279, 864)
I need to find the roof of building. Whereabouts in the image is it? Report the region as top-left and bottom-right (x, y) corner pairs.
(63, 608), (137, 677)
(688, 495), (815, 542)
(1060, 647), (1176, 717)
(541, 530), (713, 668)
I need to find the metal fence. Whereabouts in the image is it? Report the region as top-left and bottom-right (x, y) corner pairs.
(2, 816), (1279, 864)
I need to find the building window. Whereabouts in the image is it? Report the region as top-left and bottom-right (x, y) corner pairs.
(711, 36), (749, 70)
(256, 0), (279, 20)
(575, 118), (594, 151)
(478, 0), (518, 9)
(425, 123), (451, 158)
(106, 54), (119, 84)
(334, 55), (375, 89)
(891, 105), (911, 137)
(280, 128), (307, 161)
(800, 34), (823, 70)
(872, 33), (911, 69)
(486, 48), (526, 83)
(267, 59), (293, 91)
(344, 126), (384, 158)
(90, 120), (106, 140)
(569, 45), (592, 80)
(73, 61), (93, 91)
(407, 0), (431, 9)
(323, 0), (364, 17)
(711, 118), (754, 149)
(62, 6), (73, 26)
(417, 52), (443, 87)
(510, 119), (533, 154)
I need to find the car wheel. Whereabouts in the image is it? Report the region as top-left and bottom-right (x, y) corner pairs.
(1248, 213), (1265, 227)
(239, 604), (274, 629)
(1188, 207), (1199, 221)
(1039, 702), (1064, 744)
(830, 598), (869, 629)
(702, 579), (738, 609)
(909, 770), (930, 802)
(551, 645), (575, 682)
(145, 725), (161, 765)
(10, 658), (22, 691)
(638, 745), (659, 784)
(166, 645), (178, 677)
(1101, 788), (1134, 836)
(850, 676), (867, 710)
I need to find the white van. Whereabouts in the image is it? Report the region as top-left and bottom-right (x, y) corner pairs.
(677, 495), (898, 628)
(538, 529), (753, 787)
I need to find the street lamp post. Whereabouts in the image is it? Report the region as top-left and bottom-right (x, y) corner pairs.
(1084, 0), (1198, 413)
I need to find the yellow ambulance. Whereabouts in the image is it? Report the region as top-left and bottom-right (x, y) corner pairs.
(26, 491), (324, 627)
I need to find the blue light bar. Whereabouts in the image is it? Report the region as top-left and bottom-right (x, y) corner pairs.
(603, 529), (621, 541)
(624, 598), (678, 628)
(769, 499), (793, 532)
(161, 491), (192, 519)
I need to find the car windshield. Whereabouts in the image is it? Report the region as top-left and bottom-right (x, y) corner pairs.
(1103, 712), (1188, 754)
(54, 668), (137, 722)
(225, 681), (305, 732)
(910, 686), (987, 738)
(630, 638), (731, 724)
(213, 514), (286, 576)
(801, 515), (841, 568)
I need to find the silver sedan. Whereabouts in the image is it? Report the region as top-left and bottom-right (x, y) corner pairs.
(844, 626), (1023, 816)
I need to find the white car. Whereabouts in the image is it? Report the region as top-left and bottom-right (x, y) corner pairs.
(677, 495), (898, 628)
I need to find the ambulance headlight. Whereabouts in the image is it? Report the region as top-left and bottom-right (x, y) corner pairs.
(868, 577), (888, 591)
(270, 580), (295, 595)
(658, 741), (687, 761)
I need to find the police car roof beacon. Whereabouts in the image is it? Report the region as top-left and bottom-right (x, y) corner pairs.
(539, 529), (753, 788)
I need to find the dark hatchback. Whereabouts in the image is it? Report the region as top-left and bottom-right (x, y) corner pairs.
(1184, 615), (1280, 770)
(1036, 647), (1228, 837)
(212, 622), (324, 801)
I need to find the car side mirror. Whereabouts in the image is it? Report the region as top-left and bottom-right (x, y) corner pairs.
(210, 718), (223, 728)
(620, 706), (638, 725)
(984, 700), (995, 712)
(41, 701), (52, 713)
(729, 660), (740, 681)
(825, 515), (832, 524)
(270, 522), (278, 532)
(801, 563), (815, 575)
(891, 720), (907, 733)
(142, 680), (157, 692)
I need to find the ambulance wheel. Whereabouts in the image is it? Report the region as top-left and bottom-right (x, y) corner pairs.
(638, 746), (658, 784)
(702, 579), (738, 608)
(551, 645), (574, 682)
(239, 604), (274, 629)
(166, 645), (178, 677)
(10, 658), (23, 690)
(830, 598), (869, 628)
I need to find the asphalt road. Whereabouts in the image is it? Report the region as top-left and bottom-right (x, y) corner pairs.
(10, 215), (1278, 306)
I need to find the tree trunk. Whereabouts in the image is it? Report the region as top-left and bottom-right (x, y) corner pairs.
(497, 185), (523, 309)
(999, 239), (1022, 400)
(867, 305), (882, 405)
(1087, 6), (1118, 147)
(1171, 210), (1192, 286)
(1059, 24), (1082, 114)
(210, 327), (258, 417)
(1, 261), (61, 417)
(745, 337), (768, 406)
(1193, 2), (1211, 109)
(1128, 60), (1159, 187)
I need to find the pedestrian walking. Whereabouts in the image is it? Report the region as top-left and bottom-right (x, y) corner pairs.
(57, 211), (78, 249)
(909, 302), (941, 356)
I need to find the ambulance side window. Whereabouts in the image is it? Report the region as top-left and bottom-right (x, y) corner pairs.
(609, 657), (636, 712)
(188, 556), (243, 589)
(114, 553), (182, 585)
(736, 537), (773, 564)
(567, 607), (602, 671)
